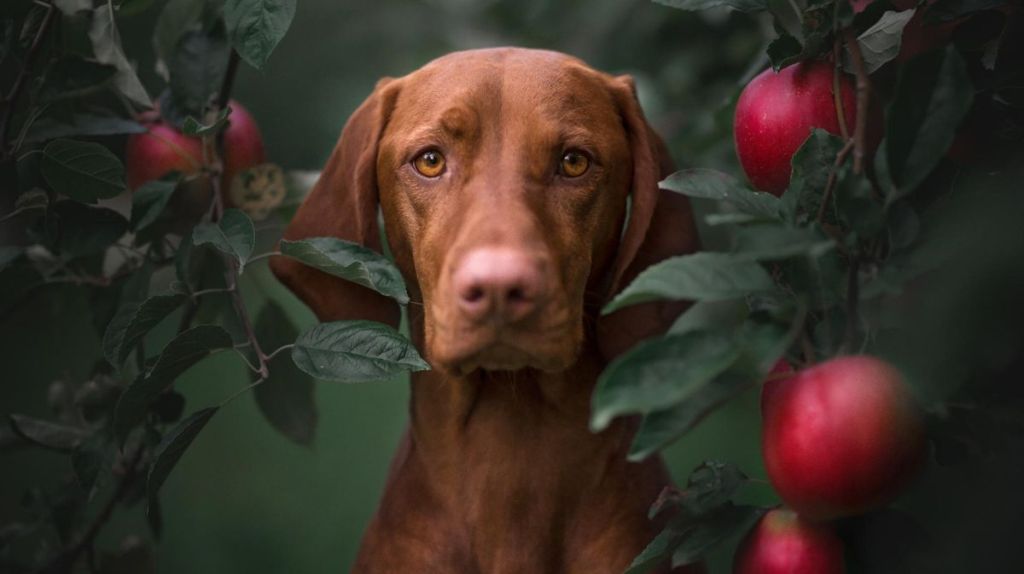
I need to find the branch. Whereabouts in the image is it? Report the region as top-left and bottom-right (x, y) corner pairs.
(1, 2), (56, 159)
(843, 28), (871, 175)
(832, 35), (850, 141)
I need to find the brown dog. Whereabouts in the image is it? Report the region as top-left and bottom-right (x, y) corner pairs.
(272, 48), (700, 573)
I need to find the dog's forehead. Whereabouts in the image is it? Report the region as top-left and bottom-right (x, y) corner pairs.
(392, 48), (619, 124)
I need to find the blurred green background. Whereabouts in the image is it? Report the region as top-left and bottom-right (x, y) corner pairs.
(5, 1), (1023, 573)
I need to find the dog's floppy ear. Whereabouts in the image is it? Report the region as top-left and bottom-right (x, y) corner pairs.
(596, 75), (701, 361)
(270, 79), (402, 326)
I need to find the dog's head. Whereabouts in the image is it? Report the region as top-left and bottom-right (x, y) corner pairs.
(272, 48), (698, 376)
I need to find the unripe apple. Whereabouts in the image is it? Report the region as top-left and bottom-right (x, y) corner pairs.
(761, 355), (927, 521)
(734, 61), (858, 195)
(125, 100), (266, 194)
(733, 508), (844, 574)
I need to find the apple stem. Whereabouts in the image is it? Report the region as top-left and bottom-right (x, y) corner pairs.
(0, 1), (55, 160)
(843, 28), (871, 175)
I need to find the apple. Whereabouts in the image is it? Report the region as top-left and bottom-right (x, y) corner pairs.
(125, 100), (266, 194)
(733, 508), (845, 574)
(761, 355), (927, 521)
(734, 61), (858, 195)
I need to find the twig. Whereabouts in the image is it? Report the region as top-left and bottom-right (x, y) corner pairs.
(0, 2), (55, 159)
(39, 445), (145, 574)
(816, 139), (855, 225)
(832, 35), (850, 141)
(264, 343), (294, 362)
(843, 28), (871, 175)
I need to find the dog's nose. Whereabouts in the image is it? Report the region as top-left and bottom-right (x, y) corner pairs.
(453, 248), (546, 324)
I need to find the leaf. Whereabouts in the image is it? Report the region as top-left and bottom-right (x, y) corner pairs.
(603, 253), (776, 314)
(885, 47), (973, 201)
(848, 10), (917, 75)
(291, 320), (430, 383)
(280, 237), (410, 305)
(670, 505), (765, 567)
(89, 3), (152, 108)
(732, 223), (835, 261)
(629, 319), (791, 460)
(164, 28), (230, 121)
(679, 461), (749, 514)
(660, 169), (780, 220)
(253, 301), (317, 445)
(0, 246), (23, 272)
(72, 433), (115, 501)
(131, 179), (178, 232)
(8, 414), (86, 452)
(224, 0), (297, 69)
(652, 0), (767, 13)
(193, 209), (255, 272)
(41, 139), (126, 203)
(53, 0), (92, 15)
(47, 201), (129, 256)
(15, 189), (48, 212)
(154, 0), (207, 63)
(147, 407), (218, 514)
(781, 129), (847, 223)
(182, 107), (232, 137)
(590, 331), (741, 432)
(114, 326), (233, 442)
(668, 299), (749, 336)
(25, 108), (145, 144)
(767, 33), (802, 72)
(624, 520), (690, 574)
(38, 57), (118, 103)
(103, 294), (187, 369)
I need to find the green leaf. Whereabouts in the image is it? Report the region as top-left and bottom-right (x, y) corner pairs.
(193, 209), (255, 272)
(280, 237), (410, 305)
(590, 331), (740, 431)
(41, 139), (126, 202)
(147, 407), (218, 514)
(629, 319), (791, 460)
(885, 47), (973, 201)
(53, 0), (92, 15)
(781, 129), (847, 223)
(291, 320), (430, 383)
(624, 519), (690, 574)
(848, 9), (917, 75)
(679, 461), (749, 514)
(652, 0), (767, 13)
(25, 108), (145, 144)
(15, 188), (48, 212)
(38, 57), (118, 103)
(89, 3), (152, 108)
(671, 505), (765, 567)
(103, 294), (187, 369)
(732, 223), (835, 261)
(669, 299), (749, 336)
(164, 28), (230, 121)
(767, 33), (802, 72)
(154, 0), (207, 63)
(253, 301), (317, 445)
(131, 179), (178, 232)
(8, 414), (86, 452)
(660, 169), (780, 220)
(115, 326), (233, 441)
(224, 0), (297, 69)
(47, 201), (129, 256)
(72, 433), (115, 501)
(182, 107), (232, 137)
(603, 253), (776, 314)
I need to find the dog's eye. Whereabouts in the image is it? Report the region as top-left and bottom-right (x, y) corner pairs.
(560, 150), (589, 178)
(413, 150), (446, 177)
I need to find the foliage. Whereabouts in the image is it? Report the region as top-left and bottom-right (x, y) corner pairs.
(0, 1), (424, 571)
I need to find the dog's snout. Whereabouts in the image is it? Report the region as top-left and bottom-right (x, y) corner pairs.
(453, 248), (546, 324)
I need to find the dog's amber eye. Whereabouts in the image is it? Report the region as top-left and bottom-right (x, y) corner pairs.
(560, 150), (589, 177)
(413, 150), (446, 177)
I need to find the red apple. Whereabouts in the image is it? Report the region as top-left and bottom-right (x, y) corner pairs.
(734, 61), (858, 195)
(761, 355), (926, 521)
(125, 100), (266, 194)
(733, 508), (844, 574)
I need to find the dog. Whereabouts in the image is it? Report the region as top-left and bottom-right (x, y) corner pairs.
(271, 47), (700, 573)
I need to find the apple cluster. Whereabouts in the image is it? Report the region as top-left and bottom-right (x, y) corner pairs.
(734, 356), (926, 572)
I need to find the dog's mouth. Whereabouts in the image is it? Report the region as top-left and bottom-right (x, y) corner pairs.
(429, 320), (580, 376)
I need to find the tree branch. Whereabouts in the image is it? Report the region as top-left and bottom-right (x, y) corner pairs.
(843, 28), (871, 175)
(1, 2), (56, 159)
